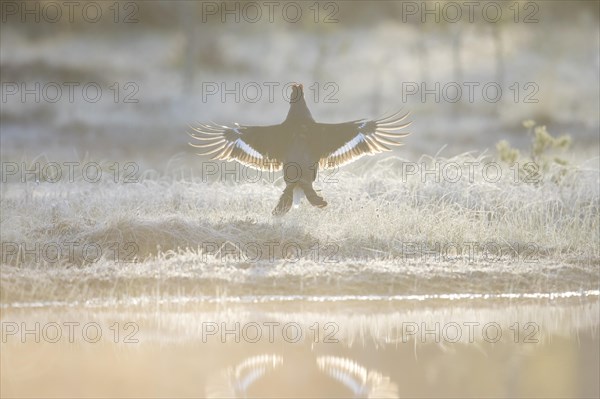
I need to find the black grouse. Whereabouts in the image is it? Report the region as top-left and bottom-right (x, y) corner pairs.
(189, 83), (410, 215)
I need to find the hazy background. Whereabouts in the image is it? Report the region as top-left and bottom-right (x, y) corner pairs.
(1, 0), (599, 169)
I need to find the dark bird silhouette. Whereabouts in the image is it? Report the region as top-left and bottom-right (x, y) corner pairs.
(189, 83), (410, 215)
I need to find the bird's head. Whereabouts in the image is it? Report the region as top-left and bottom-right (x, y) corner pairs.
(285, 83), (314, 122)
(290, 83), (304, 104)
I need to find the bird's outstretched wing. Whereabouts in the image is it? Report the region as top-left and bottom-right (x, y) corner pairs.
(188, 123), (284, 171)
(312, 110), (411, 169)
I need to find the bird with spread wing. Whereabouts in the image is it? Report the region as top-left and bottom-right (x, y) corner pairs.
(189, 83), (411, 215)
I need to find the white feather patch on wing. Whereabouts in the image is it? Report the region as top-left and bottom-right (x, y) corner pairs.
(329, 133), (366, 158)
(235, 138), (263, 159)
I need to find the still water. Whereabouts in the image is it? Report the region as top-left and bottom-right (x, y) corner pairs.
(2, 292), (598, 398)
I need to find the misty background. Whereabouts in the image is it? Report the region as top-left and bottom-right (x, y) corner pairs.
(1, 0), (598, 171)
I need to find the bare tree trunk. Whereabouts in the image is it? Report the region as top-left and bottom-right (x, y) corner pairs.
(417, 28), (430, 84)
(372, 55), (391, 116)
(492, 24), (505, 116)
(451, 25), (463, 116)
(181, 4), (197, 96)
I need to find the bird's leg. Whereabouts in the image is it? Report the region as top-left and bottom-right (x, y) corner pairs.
(272, 183), (295, 216)
(300, 182), (327, 208)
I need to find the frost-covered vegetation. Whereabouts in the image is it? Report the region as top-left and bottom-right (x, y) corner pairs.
(2, 151), (598, 305)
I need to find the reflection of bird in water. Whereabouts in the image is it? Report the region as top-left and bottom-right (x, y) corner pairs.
(189, 83), (410, 215)
(316, 356), (398, 399)
(204, 353), (398, 398)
